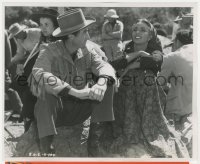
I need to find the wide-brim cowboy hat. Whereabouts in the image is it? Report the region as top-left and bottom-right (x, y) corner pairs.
(53, 9), (96, 37)
(8, 23), (26, 39)
(104, 9), (119, 19)
(31, 8), (59, 24)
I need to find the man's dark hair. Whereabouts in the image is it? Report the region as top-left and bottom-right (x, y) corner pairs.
(176, 29), (193, 45)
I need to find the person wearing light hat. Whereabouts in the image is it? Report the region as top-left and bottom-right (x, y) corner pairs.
(102, 9), (124, 61)
(172, 10), (193, 40)
(8, 23), (41, 65)
(158, 30), (193, 153)
(30, 8), (116, 156)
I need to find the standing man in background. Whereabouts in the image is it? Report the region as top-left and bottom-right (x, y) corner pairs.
(102, 9), (124, 62)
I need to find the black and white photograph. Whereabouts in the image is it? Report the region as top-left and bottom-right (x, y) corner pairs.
(3, 2), (196, 159)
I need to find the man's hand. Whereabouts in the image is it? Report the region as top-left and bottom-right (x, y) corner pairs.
(89, 77), (107, 102)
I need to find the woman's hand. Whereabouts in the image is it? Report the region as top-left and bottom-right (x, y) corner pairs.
(138, 51), (151, 57)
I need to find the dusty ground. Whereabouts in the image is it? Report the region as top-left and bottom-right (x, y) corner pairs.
(4, 115), (24, 157)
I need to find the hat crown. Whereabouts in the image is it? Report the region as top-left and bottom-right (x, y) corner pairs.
(57, 9), (87, 34)
(41, 8), (59, 17)
(105, 9), (118, 18)
(53, 8), (95, 37)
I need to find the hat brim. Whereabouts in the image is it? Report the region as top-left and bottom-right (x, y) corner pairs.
(53, 17), (96, 37)
(8, 26), (26, 39)
(174, 18), (182, 23)
(104, 15), (119, 19)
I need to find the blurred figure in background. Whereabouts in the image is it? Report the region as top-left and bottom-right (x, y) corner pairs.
(102, 9), (124, 62)
(172, 10), (193, 40)
(158, 29), (193, 156)
(17, 8), (59, 132)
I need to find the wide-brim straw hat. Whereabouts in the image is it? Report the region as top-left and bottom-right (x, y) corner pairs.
(104, 9), (119, 19)
(8, 23), (26, 39)
(31, 8), (59, 24)
(53, 8), (96, 37)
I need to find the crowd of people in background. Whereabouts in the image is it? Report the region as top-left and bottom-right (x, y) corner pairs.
(4, 7), (193, 158)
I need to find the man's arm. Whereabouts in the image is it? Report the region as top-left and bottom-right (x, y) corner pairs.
(102, 22), (115, 40)
(106, 21), (124, 40)
(10, 41), (26, 65)
(30, 47), (71, 97)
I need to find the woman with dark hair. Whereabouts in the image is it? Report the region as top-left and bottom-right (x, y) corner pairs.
(107, 19), (189, 157)
(32, 7), (59, 43)
(17, 8), (60, 132)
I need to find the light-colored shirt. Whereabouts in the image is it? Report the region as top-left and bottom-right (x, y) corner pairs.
(102, 20), (123, 41)
(158, 44), (193, 116)
(12, 28), (41, 64)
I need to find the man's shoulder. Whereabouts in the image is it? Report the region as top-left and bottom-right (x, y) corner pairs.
(39, 40), (64, 57)
(85, 40), (107, 59)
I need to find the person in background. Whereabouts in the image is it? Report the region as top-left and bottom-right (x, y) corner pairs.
(172, 10), (193, 40)
(153, 22), (167, 37)
(102, 9), (124, 62)
(29, 8), (116, 156)
(5, 30), (12, 69)
(8, 23), (41, 66)
(158, 29), (193, 156)
(17, 8), (60, 132)
(31, 7), (59, 43)
(5, 31), (22, 119)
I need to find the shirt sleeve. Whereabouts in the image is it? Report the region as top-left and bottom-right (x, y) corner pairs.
(107, 21), (124, 40)
(90, 48), (116, 82)
(30, 46), (71, 98)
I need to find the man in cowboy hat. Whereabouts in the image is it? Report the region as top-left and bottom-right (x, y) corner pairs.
(102, 9), (124, 62)
(29, 8), (116, 156)
(8, 23), (41, 65)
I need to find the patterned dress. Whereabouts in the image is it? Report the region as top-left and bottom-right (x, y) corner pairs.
(108, 40), (189, 158)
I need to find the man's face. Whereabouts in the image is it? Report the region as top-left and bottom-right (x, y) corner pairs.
(73, 28), (90, 48)
(107, 17), (116, 23)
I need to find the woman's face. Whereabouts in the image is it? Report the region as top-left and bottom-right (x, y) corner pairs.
(132, 22), (152, 44)
(40, 17), (55, 37)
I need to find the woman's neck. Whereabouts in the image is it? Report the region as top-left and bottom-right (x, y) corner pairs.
(134, 42), (148, 52)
